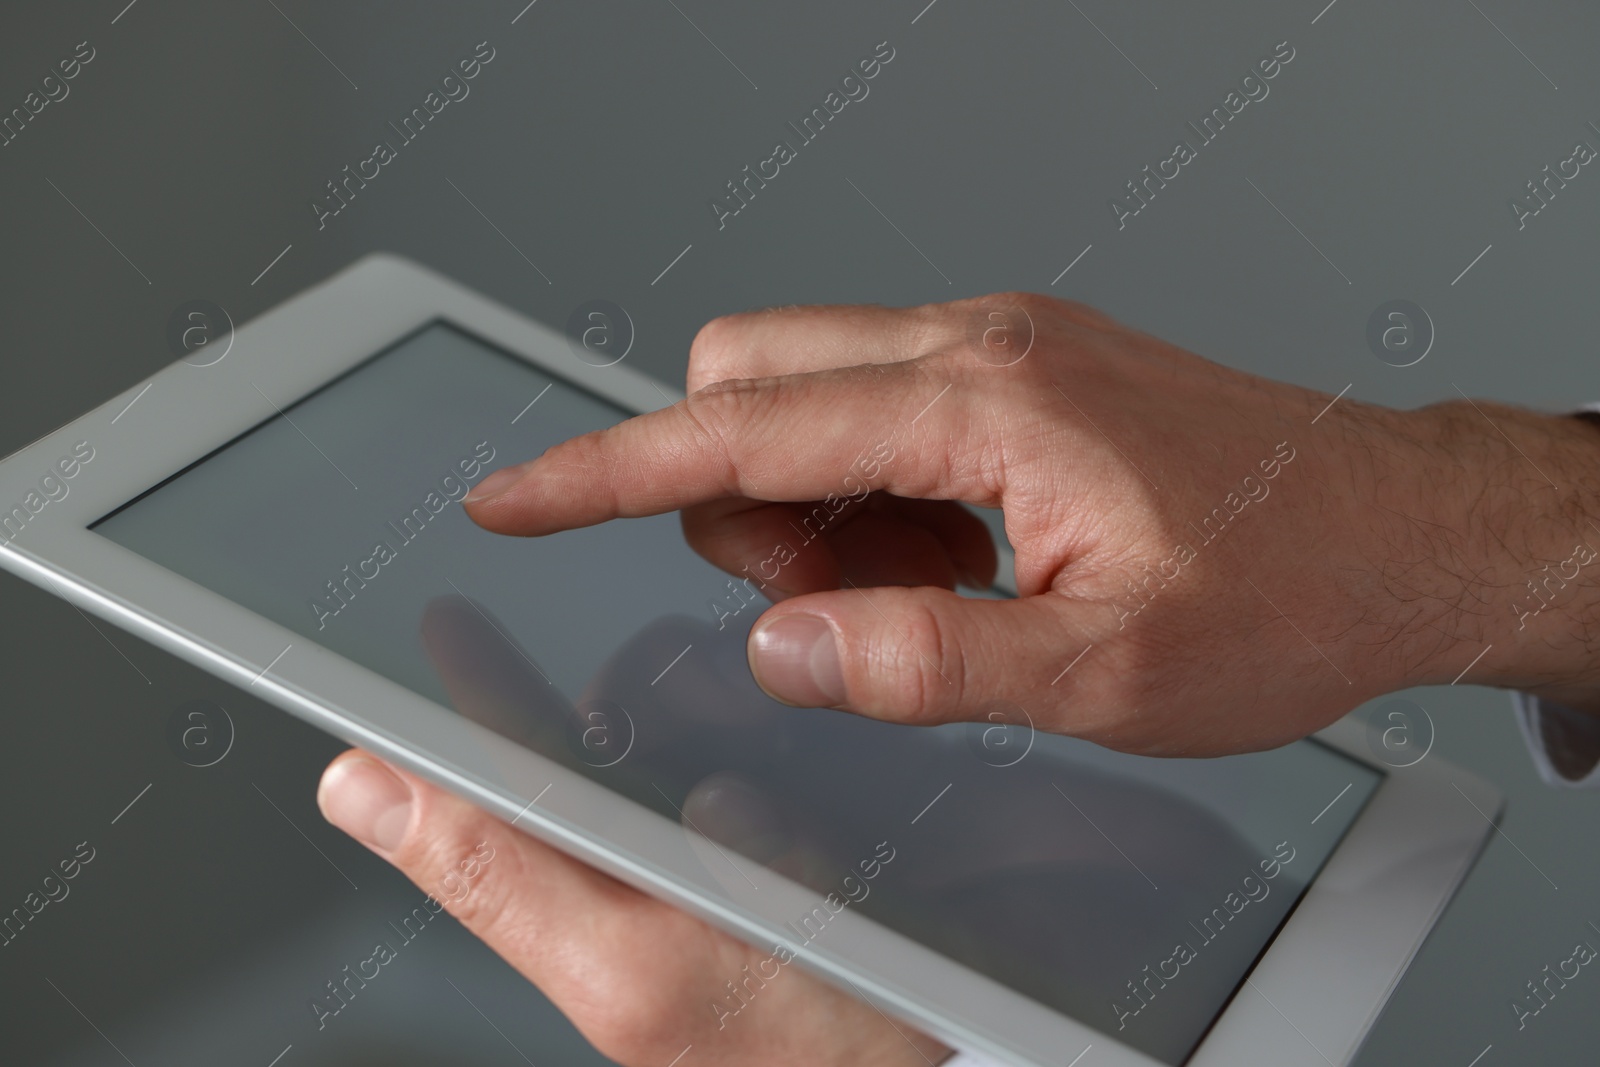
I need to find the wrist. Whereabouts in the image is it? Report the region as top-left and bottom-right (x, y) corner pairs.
(1368, 400), (1600, 705)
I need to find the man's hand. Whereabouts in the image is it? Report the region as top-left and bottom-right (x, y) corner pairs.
(317, 752), (952, 1067)
(464, 293), (1600, 753)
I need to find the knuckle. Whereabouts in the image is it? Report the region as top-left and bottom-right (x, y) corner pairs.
(391, 804), (463, 875)
(392, 806), (510, 931)
(898, 299), (965, 356)
(686, 374), (759, 416)
(684, 378), (769, 451)
(1003, 289), (1094, 323)
(992, 289), (1049, 313)
(865, 596), (966, 724)
(688, 313), (754, 386)
(960, 290), (1049, 323)
(537, 433), (621, 515)
(962, 290), (1115, 336)
(544, 428), (608, 480)
(433, 848), (507, 930)
(1049, 295), (1103, 320)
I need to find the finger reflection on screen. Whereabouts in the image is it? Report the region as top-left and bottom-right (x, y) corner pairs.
(420, 584), (1270, 1062)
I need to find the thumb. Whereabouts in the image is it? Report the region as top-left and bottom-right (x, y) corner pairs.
(746, 587), (1078, 725)
(315, 751), (954, 1067)
(315, 751), (640, 1003)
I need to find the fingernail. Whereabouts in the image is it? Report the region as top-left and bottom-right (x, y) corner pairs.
(750, 614), (846, 707)
(465, 463), (525, 503)
(319, 756), (413, 852)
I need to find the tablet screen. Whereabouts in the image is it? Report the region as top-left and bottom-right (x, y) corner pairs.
(95, 321), (1383, 1064)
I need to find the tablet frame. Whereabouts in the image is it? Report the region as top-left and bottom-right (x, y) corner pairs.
(0, 253), (1501, 1067)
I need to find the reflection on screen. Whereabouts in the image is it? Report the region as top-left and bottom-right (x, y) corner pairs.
(95, 322), (1382, 1064)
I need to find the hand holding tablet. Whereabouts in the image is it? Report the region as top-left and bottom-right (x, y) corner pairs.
(322, 579), (1285, 1067)
(320, 597), (954, 1067)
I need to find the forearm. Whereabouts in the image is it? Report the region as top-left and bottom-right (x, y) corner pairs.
(1345, 400), (1600, 711)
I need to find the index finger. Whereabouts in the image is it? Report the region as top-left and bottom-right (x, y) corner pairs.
(685, 301), (949, 392)
(464, 359), (987, 537)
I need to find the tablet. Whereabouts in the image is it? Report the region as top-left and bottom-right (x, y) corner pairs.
(0, 255), (1501, 1067)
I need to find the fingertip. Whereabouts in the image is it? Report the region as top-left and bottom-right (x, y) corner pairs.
(748, 612), (847, 708)
(683, 772), (792, 863)
(316, 748), (368, 812)
(461, 491), (515, 533)
(318, 751), (414, 854)
(463, 484), (553, 540)
(463, 462), (527, 505)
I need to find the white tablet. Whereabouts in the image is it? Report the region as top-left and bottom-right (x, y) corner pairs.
(0, 254), (1500, 1067)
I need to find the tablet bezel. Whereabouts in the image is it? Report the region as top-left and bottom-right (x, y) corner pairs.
(0, 254), (1500, 1067)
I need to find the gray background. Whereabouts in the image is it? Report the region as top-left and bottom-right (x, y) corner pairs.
(0, 0), (1595, 1064)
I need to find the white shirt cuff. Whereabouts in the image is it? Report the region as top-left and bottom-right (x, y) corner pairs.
(1513, 691), (1600, 788)
(1510, 401), (1600, 787)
